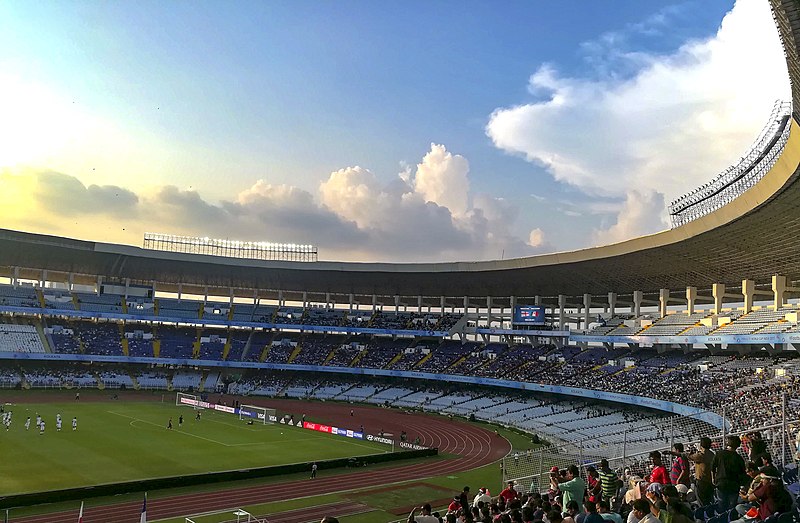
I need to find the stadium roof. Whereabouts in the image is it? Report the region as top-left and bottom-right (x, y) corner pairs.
(2, 0), (800, 303)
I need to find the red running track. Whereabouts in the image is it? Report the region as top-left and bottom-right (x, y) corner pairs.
(13, 400), (511, 523)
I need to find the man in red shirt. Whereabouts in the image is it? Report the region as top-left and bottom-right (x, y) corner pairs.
(500, 481), (519, 503)
(648, 451), (670, 485)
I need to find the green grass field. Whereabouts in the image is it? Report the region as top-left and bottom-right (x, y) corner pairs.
(0, 399), (387, 495)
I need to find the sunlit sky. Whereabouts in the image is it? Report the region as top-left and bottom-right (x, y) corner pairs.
(0, 0), (790, 262)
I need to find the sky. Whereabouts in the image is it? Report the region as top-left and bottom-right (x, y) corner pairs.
(0, 0), (791, 262)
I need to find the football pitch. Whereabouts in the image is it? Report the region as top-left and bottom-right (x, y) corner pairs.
(0, 398), (388, 495)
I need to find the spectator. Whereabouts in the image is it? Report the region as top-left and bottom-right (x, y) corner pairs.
(597, 500), (621, 523)
(552, 465), (586, 515)
(668, 444), (689, 487)
(688, 437), (715, 507)
(711, 435), (747, 511)
(500, 481), (519, 503)
(408, 503), (439, 523)
(647, 452), (670, 485)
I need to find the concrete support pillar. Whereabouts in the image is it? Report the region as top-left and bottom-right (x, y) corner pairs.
(633, 290), (643, 316)
(278, 290), (283, 307)
(583, 294), (592, 331)
(372, 294), (377, 312)
(96, 275), (102, 296)
(394, 295), (400, 315)
(204, 285), (209, 302)
(712, 283), (726, 314)
(659, 289), (669, 318)
(773, 275), (787, 309)
(125, 278), (131, 300)
(742, 279), (755, 313)
(534, 295), (542, 306)
(608, 292), (617, 316)
(486, 296), (493, 325)
(440, 296), (446, 315)
(41, 270), (47, 289)
(463, 296), (469, 317)
(302, 291), (308, 308)
(686, 287), (697, 315)
(12, 266), (19, 287)
(69, 273), (75, 292)
(178, 283), (182, 301)
(325, 292), (331, 309)
(417, 295), (423, 313)
(558, 294), (567, 330)
(510, 296), (517, 327)
(154, 282), (159, 300)
(349, 293), (354, 312)
(229, 287), (234, 305)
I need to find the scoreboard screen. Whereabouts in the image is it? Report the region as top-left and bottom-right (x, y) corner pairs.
(512, 305), (546, 325)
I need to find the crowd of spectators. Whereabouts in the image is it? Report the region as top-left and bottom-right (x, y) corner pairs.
(407, 433), (797, 523)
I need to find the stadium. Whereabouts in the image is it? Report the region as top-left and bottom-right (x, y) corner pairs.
(3, 1), (800, 522)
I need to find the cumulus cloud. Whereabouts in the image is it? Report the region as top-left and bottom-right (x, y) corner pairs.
(34, 171), (139, 216)
(2, 143), (546, 262)
(527, 228), (545, 248)
(591, 190), (666, 245)
(412, 144), (470, 216)
(487, 0), (789, 241)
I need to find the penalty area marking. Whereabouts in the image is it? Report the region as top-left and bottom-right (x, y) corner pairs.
(106, 410), (261, 447)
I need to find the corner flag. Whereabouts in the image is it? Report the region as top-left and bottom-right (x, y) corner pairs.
(77, 502), (83, 523)
(140, 493), (147, 523)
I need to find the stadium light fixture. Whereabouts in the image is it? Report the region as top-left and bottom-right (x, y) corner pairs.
(143, 233), (318, 262)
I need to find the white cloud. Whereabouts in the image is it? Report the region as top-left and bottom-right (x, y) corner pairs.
(591, 190), (667, 245)
(412, 143), (471, 216)
(527, 228), (545, 247)
(487, 0), (789, 241)
(5, 143), (547, 262)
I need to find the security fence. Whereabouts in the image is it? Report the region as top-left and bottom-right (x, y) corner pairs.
(504, 394), (797, 493)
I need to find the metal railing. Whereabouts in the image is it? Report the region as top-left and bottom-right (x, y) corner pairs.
(669, 100), (793, 228)
(506, 394), (796, 493)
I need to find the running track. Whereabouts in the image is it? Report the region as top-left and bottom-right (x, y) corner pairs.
(12, 400), (511, 523)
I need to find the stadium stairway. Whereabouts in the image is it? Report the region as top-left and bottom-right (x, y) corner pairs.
(412, 351), (434, 369)
(350, 347), (368, 366)
(446, 353), (471, 372)
(222, 338), (232, 360)
(198, 370), (210, 392)
(35, 321), (52, 353)
(35, 288), (46, 308)
(332, 383), (358, 400)
(286, 343), (303, 364)
(239, 330), (256, 360)
(71, 294), (80, 310)
(192, 329), (202, 358)
(153, 299), (160, 316)
(259, 333), (279, 362)
(128, 370), (140, 390)
(152, 339), (161, 358)
(121, 300), (128, 314)
(92, 371), (105, 390)
(119, 324), (128, 356)
(384, 350), (405, 369)
(322, 343), (340, 365)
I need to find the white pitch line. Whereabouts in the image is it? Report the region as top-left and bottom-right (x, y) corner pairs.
(107, 410), (238, 447)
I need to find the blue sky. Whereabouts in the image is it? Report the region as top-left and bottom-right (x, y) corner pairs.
(0, 0), (790, 261)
